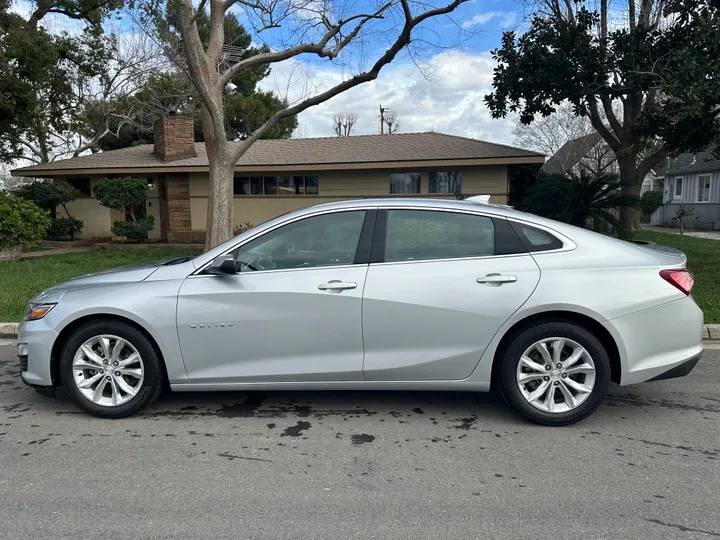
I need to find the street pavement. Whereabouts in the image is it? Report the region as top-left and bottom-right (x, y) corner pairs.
(1, 341), (719, 539)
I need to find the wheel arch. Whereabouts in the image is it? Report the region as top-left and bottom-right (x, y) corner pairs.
(490, 310), (622, 387)
(50, 314), (168, 387)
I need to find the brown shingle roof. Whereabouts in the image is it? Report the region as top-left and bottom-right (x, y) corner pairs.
(12, 132), (543, 176)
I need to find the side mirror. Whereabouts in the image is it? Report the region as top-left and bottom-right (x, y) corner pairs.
(206, 254), (236, 275)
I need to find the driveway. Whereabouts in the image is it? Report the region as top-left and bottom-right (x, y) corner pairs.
(1, 341), (720, 539)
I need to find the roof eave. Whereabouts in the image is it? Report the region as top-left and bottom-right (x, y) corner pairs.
(11, 155), (545, 177)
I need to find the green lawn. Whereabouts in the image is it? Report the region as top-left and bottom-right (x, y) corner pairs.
(0, 249), (200, 321)
(634, 231), (720, 323)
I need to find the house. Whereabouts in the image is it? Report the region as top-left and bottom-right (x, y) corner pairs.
(650, 149), (720, 229)
(10, 117), (545, 242)
(541, 133), (664, 195)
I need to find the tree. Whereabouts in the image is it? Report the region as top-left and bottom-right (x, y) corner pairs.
(332, 113), (358, 136)
(512, 103), (593, 158)
(523, 171), (640, 236)
(382, 108), (401, 135)
(14, 182), (84, 240)
(0, 2), (155, 163)
(94, 177), (155, 242)
(485, 0), (720, 237)
(139, 0), (468, 249)
(94, 12), (296, 151)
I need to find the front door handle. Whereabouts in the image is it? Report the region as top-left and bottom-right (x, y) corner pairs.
(318, 281), (357, 291)
(476, 273), (517, 285)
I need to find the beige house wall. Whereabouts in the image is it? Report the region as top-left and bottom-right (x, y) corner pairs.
(188, 165), (509, 230)
(54, 176), (162, 240)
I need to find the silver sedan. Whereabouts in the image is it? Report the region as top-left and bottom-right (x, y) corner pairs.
(18, 198), (703, 425)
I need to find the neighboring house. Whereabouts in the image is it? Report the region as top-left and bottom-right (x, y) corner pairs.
(10, 117), (545, 242)
(541, 133), (664, 195)
(650, 149), (720, 230)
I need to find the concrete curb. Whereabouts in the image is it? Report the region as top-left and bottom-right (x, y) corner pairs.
(2, 321), (720, 341)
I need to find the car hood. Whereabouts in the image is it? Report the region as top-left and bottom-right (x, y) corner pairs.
(31, 261), (164, 304)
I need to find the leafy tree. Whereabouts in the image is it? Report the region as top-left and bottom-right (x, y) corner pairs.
(0, 192), (50, 250)
(0, 0), (138, 163)
(485, 0), (720, 237)
(14, 181), (84, 240)
(94, 177), (154, 242)
(523, 171), (640, 236)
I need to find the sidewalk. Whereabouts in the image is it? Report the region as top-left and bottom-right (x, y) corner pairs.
(22, 247), (96, 258)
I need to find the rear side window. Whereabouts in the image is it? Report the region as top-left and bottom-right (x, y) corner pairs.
(510, 221), (563, 252)
(384, 210), (494, 262)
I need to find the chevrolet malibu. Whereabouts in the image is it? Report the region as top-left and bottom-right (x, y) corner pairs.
(18, 198), (703, 425)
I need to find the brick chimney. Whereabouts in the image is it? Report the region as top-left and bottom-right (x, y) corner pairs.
(153, 116), (196, 161)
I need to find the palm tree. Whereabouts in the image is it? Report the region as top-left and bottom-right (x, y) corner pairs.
(522, 171), (641, 237)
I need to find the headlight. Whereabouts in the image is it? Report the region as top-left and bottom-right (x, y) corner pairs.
(24, 303), (56, 321)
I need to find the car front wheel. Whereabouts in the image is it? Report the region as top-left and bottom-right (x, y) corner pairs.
(498, 321), (611, 426)
(59, 320), (164, 418)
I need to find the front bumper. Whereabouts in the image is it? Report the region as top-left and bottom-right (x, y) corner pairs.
(18, 318), (59, 388)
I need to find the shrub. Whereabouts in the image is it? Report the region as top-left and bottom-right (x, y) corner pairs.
(46, 218), (84, 241)
(0, 192), (50, 249)
(641, 191), (663, 222)
(111, 216), (155, 242)
(94, 177), (154, 242)
(14, 181), (79, 219)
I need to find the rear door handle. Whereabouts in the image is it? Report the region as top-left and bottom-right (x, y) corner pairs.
(476, 274), (517, 285)
(318, 281), (357, 291)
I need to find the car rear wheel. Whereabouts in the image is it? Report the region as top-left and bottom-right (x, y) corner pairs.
(59, 320), (164, 418)
(498, 321), (610, 426)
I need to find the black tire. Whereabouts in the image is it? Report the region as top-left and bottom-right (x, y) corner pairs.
(59, 320), (164, 418)
(498, 320), (610, 426)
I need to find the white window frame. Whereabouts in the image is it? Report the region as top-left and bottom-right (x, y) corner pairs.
(697, 174), (712, 203)
(673, 176), (683, 200)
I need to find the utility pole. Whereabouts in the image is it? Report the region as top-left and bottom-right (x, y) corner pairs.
(379, 105), (385, 134)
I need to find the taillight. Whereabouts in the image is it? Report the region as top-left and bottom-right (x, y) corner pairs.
(660, 269), (694, 296)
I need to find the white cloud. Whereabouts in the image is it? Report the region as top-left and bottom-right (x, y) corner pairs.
(259, 49), (519, 146)
(461, 11), (517, 29)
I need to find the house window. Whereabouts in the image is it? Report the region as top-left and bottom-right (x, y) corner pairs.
(429, 172), (462, 194)
(67, 177), (92, 197)
(233, 175), (319, 195)
(697, 174), (711, 202)
(390, 173), (421, 194)
(673, 177), (683, 199)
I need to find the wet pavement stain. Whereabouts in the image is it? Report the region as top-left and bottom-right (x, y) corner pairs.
(351, 434), (376, 445)
(216, 393), (270, 418)
(217, 452), (273, 463)
(281, 420), (311, 437)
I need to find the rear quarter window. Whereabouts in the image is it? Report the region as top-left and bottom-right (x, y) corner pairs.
(510, 221), (564, 252)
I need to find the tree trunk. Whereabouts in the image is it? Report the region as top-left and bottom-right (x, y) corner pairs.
(617, 154), (641, 239)
(201, 85), (234, 250)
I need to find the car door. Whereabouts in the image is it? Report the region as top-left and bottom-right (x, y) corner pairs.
(177, 209), (374, 384)
(362, 208), (540, 381)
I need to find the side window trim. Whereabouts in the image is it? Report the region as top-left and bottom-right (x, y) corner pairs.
(354, 209), (378, 265)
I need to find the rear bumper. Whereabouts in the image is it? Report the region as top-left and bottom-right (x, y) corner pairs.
(604, 296), (704, 385)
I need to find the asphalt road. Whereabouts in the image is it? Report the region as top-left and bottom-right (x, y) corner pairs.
(1, 341), (719, 540)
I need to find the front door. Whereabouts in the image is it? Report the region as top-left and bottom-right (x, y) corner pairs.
(362, 209), (540, 381)
(177, 209), (372, 384)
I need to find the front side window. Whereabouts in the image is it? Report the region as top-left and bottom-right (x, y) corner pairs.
(390, 173), (421, 194)
(233, 211), (366, 272)
(384, 210), (494, 262)
(697, 174), (711, 202)
(674, 177), (683, 199)
(429, 172), (462, 194)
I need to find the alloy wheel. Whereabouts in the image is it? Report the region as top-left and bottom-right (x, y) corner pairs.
(72, 334), (145, 407)
(515, 337), (596, 413)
